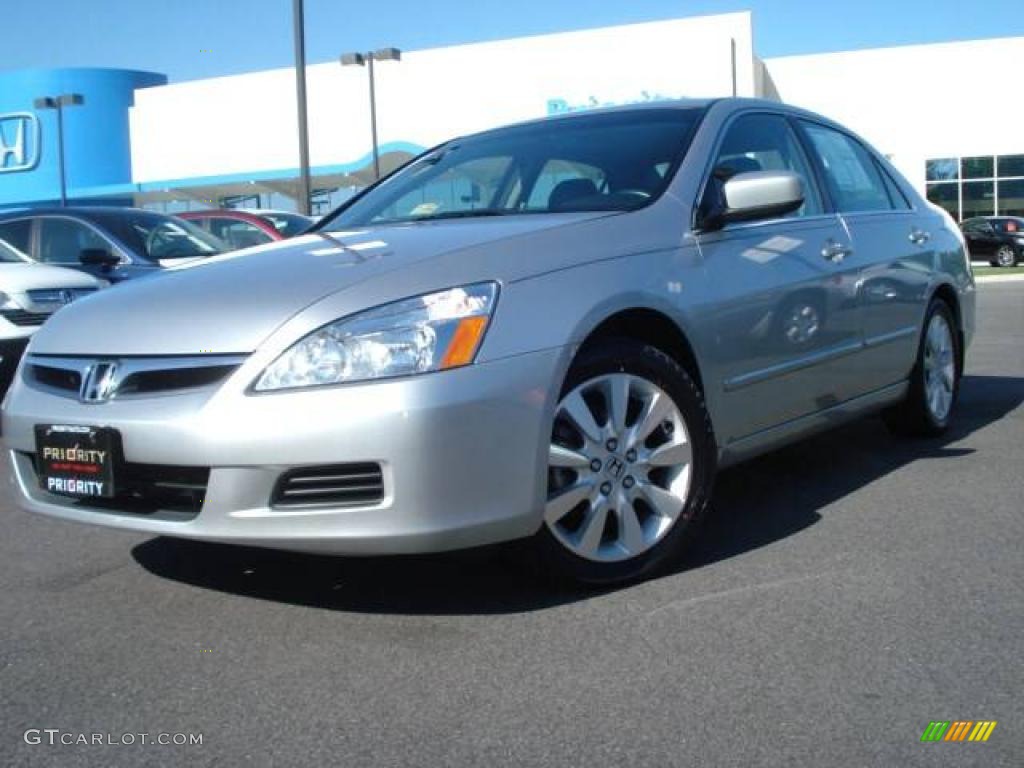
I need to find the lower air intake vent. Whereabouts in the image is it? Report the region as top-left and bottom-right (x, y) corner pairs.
(272, 463), (384, 508)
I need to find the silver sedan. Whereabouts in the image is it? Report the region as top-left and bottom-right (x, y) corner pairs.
(1, 98), (975, 585)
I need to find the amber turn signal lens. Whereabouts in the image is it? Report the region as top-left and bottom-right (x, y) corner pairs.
(440, 316), (489, 369)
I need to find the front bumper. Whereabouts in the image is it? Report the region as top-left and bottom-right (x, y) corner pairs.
(2, 347), (565, 554)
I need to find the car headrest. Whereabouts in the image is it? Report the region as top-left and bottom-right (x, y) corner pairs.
(549, 178), (599, 211)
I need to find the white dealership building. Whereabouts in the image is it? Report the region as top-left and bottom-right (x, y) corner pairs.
(2, 11), (1021, 220)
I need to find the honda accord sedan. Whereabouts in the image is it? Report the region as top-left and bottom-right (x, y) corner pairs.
(1, 99), (975, 585)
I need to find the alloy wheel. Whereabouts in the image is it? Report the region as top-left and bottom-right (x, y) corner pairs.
(545, 373), (693, 563)
(923, 313), (955, 422)
(996, 245), (1017, 267)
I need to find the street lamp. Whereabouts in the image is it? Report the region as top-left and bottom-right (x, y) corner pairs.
(32, 93), (84, 207)
(340, 47), (401, 180)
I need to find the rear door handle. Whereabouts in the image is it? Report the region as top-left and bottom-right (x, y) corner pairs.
(822, 240), (853, 263)
(909, 228), (931, 245)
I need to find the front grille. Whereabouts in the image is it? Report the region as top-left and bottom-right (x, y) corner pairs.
(23, 452), (208, 518)
(30, 364), (81, 392)
(116, 365), (239, 396)
(26, 287), (96, 305)
(26, 355), (246, 399)
(272, 463), (384, 508)
(1, 309), (51, 326)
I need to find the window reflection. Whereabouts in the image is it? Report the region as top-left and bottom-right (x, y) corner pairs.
(998, 179), (1024, 217)
(961, 181), (995, 219)
(997, 155), (1024, 178)
(961, 156), (994, 180)
(926, 158), (958, 182)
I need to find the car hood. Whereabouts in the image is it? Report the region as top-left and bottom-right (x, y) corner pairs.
(28, 213), (607, 355)
(0, 263), (102, 292)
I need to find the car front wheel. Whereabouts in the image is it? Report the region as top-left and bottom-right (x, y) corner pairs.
(994, 244), (1018, 268)
(538, 338), (716, 585)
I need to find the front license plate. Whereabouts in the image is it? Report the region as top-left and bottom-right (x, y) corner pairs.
(35, 425), (118, 499)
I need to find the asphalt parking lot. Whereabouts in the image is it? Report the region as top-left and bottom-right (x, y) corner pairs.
(1, 282), (1021, 768)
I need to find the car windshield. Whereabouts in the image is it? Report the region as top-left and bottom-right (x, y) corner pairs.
(320, 108), (704, 229)
(0, 236), (30, 263)
(259, 212), (314, 237)
(99, 212), (227, 261)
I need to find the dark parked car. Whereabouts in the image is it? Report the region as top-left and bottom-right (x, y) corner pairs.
(0, 207), (227, 282)
(961, 216), (1024, 267)
(179, 209), (314, 250)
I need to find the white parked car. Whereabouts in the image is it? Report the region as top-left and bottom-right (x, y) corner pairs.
(0, 236), (104, 394)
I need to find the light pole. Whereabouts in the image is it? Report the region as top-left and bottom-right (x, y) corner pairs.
(33, 93), (84, 207)
(292, 0), (312, 216)
(340, 48), (401, 181)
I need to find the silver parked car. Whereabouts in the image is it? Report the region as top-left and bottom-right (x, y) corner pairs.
(1, 99), (975, 585)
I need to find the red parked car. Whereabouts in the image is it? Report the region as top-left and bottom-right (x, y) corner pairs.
(178, 209), (314, 250)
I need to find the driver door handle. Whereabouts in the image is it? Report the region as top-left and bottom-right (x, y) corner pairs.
(909, 228), (931, 245)
(822, 240), (853, 263)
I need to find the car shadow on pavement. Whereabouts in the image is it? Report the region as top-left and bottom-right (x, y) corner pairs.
(132, 374), (1023, 614)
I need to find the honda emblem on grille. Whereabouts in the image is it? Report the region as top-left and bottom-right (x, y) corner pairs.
(80, 362), (120, 403)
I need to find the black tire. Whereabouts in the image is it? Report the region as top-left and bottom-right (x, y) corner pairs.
(535, 338), (716, 586)
(883, 298), (961, 437)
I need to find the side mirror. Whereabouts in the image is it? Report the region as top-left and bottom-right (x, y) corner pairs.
(701, 171), (805, 232)
(79, 248), (120, 269)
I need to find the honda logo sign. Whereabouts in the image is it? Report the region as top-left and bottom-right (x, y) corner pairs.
(0, 112), (41, 174)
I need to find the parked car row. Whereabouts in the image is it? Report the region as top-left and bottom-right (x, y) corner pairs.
(0, 207), (311, 394)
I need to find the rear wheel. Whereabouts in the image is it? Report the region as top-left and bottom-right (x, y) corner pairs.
(884, 298), (960, 437)
(538, 338), (716, 585)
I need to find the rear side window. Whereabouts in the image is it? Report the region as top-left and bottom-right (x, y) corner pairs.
(0, 219), (32, 253)
(875, 161), (911, 210)
(801, 122), (893, 213)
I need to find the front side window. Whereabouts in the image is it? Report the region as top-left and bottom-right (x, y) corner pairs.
(801, 123), (893, 213)
(321, 109), (703, 229)
(701, 112), (823, 220)
(38, 218), (112, 264)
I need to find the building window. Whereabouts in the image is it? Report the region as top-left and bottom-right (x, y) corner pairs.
(926, 158), (958, 182)
(925, 154), (1024, 221)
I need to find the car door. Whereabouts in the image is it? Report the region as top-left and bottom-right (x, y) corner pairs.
(694, 112), (862, 444)
(797, 121), (934, 394)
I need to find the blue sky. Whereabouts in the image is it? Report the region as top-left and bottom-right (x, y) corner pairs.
(5, 0), (1021, 82)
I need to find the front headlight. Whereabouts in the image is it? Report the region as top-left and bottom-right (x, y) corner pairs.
(0, 291), (23, 310)
(253, 282), (499, 391)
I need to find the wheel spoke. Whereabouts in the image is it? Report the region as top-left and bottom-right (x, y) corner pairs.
(617, 502), (645, 555)
(632, 391), (672, 444)
(548, 443), (590, 468)
(576, 499), (609, 557)
(607, 374), (632, 436)
(560, 390), (602, 444)
(545, 481), (591, 525)
(645, 439), (692, 468)
(637, 481), (683, 521)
